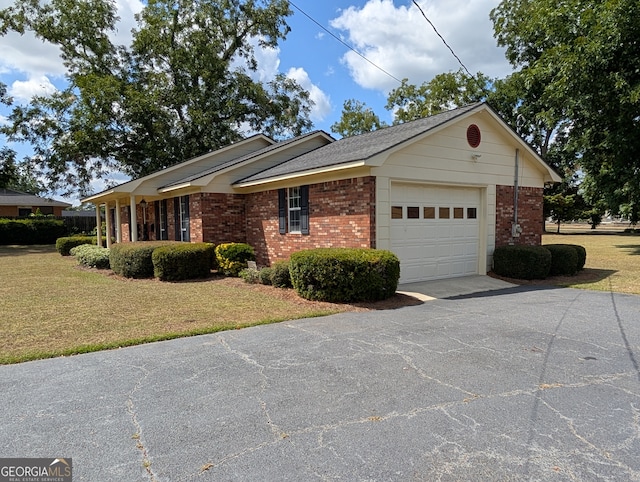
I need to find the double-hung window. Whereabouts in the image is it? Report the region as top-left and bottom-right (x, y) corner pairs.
(288, 187), (302, 233)
(156, 200), (168, 240)
(173, 195), (190, 241)
(279, 186), (309, 235)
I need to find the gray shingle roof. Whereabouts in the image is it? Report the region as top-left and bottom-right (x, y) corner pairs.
(162, 130), (331, 188)
(0, 188), (71, 207)
(235, 103), (482, 185)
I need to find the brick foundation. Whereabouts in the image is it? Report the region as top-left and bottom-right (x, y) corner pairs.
(495, 185), (544, 247)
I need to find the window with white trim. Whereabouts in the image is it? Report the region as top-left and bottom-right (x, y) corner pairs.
(288, 187), (302, 233)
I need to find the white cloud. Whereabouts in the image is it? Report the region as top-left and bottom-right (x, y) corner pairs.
(113, 0), (145, 46)
(286, 67), (332, 122)
(10, 75), (58, 103)
(330, 0), (512, 93)
(235, 39), (333, 124)
(0, 31), (66, 79)
(0, 0), (142, 81)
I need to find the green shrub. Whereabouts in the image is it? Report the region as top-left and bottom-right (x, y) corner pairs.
(289, 248), (400, 302)
(239, 267), (261, 284)
(545, 244), (579, 276)
(0, 218), (67, 245)
(545, 243), (586, 271)
(70, 244), (111, 269)
(152, 243), (214, 281)
(215, 243), (256, 276)
(205, 243), (218, 270)
(493, 245), (552, 280)
(258, 267), (273, 285)
(110, 242), (175, 278)
(56, 236), (96, 256)
(270, 260), (292, 288)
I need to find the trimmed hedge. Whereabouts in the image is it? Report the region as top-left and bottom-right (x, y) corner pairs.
(0, 218), (67, 245)
(270, 260), (292, 288)
(258, 267), (273, 285)
(546, 243), (586, 271)
(56, 236), (96, 256)
(493, 245), (552, 280)
(545, 244), (579, 276)
(215, 243), (256, 276)
(289, 248), (400, 302)
(152, 243), (215, 281)
(70, 244), (111, 269)
(110, 241), (176, 278)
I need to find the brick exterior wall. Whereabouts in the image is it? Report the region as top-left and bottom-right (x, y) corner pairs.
(120, 206), (131, 242)
(246, 176), (376, 266)
(191, 193), (247, 245)
(495, 185), (544, 247)
(112, 177), (375, 266)
(0, 205), (66, 216)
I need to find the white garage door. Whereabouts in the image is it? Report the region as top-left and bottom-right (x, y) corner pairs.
(391, 184), (480, 283)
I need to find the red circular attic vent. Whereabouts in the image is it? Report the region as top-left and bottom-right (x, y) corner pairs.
(467, 124), (481, 148)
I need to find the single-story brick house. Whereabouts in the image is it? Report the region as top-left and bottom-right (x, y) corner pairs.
(0, 188), (71, 217)
(82, 103), (560, 283)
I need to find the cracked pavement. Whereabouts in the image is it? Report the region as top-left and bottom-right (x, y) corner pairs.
(1, 284), (639, 481)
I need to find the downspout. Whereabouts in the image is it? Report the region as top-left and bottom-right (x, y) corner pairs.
(512, 148), (522, 240)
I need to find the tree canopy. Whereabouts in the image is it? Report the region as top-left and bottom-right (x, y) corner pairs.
(0, 0), (313, 196)
(491, 0), (640, 222)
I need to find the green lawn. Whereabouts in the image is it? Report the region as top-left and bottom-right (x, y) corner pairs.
(542, 232), (640, 295)
(1, 232), (638, 364)
(0, 245), (340, 364)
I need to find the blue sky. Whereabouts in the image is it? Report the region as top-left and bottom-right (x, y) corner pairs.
(0, 0), (514, 203)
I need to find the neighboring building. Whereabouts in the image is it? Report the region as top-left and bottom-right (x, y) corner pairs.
(82, 103), (561, 283)
(0, 188), (71, 217)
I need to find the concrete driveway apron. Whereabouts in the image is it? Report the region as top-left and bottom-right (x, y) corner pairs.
(1, 282), (639, 481)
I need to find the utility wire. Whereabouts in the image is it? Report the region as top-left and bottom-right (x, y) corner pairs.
(411, 1), (474, 79)
(289, 1), (403, 85)
(411, 0), (490, 95)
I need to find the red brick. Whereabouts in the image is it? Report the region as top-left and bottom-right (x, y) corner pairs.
(495, 185), (544, 247)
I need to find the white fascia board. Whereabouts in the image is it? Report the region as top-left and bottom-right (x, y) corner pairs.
(234, 161), (366, 188)
(158, 183), (193, 194)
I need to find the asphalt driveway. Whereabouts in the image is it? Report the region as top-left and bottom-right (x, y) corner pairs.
(1, 281), (639, 481)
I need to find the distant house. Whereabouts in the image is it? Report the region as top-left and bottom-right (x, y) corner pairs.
(0, 188), (71, 217)
(82, 103), (561, 283)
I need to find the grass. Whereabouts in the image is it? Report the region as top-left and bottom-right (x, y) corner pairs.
(0, 245), (343, 364)
(2, 230), (638, 364)
(542, 231), (640, 295)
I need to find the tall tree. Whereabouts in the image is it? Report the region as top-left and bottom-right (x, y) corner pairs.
(385, 69), (492, 123)
(330, 99), (387, 138)
(0, 0), (313, 196)
(491, 0), (640, 222)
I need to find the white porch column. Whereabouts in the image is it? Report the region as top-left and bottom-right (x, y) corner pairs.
(95, 204), (103, 247)
(130, 195), (138, 242)
(104, 202), (112, 248)
(115, 199), (122, 243)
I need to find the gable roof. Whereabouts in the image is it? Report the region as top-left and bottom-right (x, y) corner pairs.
(234, 102), (561, 187)
(161, 130), (334, 189)
(0, 188), (71, 207)
(234, 103), (482, 186)
(82, 134), (276, 202)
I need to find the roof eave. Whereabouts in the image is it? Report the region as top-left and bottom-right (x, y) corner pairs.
(233, 161), (367, 188)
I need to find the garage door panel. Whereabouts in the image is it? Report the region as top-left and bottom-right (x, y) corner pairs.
(391, 184), (481, 283)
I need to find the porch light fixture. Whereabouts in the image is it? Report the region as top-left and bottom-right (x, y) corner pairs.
(140, 199), (147, 209)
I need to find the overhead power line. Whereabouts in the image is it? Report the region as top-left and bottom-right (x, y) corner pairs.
(411, 1), (474, 79)
(411, 1), (490, 96)
(289, 1), (403, 85)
